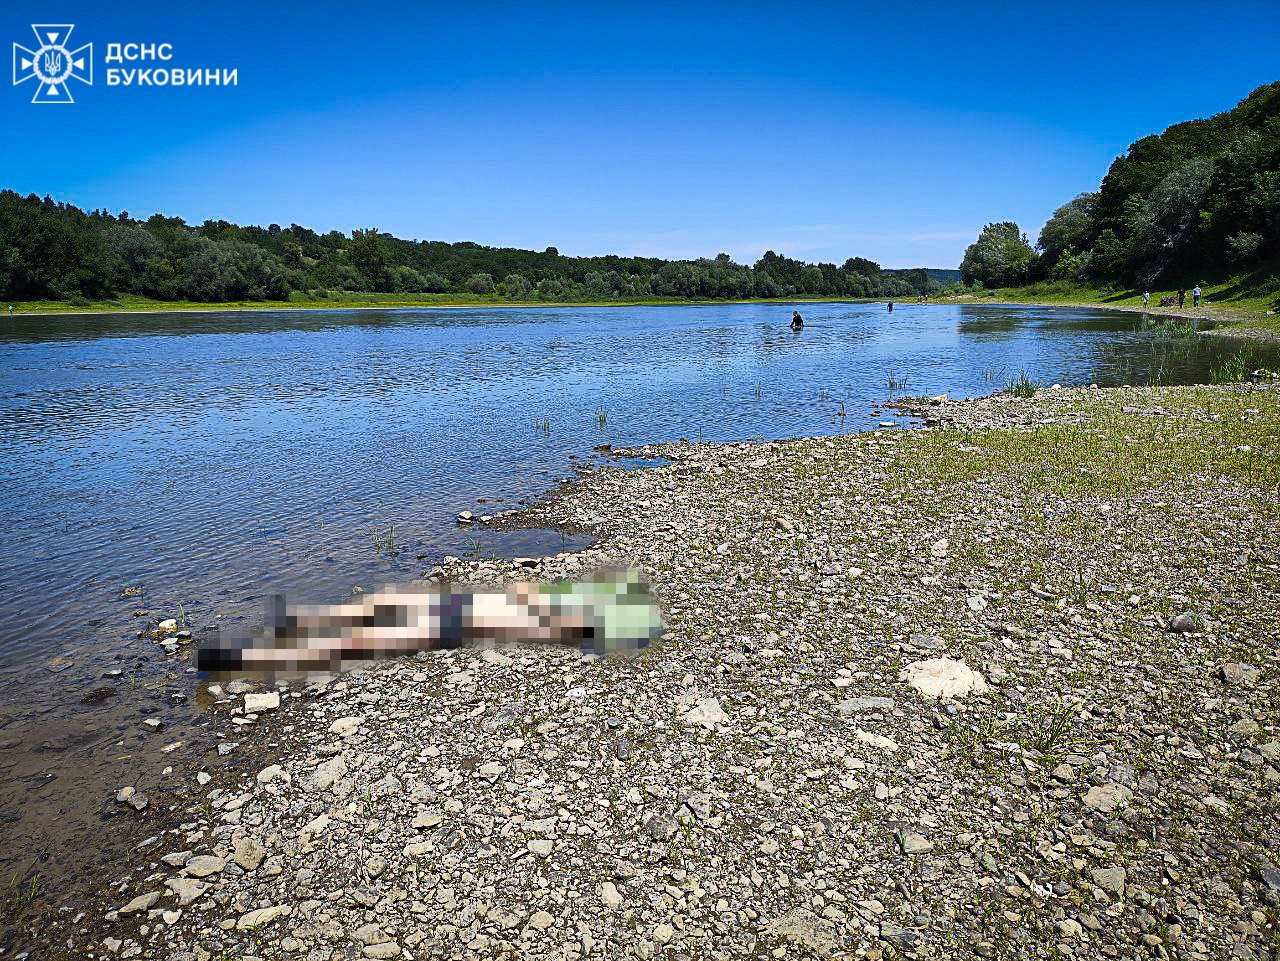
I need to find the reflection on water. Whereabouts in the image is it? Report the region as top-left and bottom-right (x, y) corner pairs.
(0, 302), (1273, 667)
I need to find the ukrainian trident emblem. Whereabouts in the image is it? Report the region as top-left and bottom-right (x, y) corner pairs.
(13, 24), (92, 103)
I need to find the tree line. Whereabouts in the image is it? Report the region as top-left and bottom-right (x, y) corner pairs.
(959, 81), (1280, 290)
(0, 191), (939, 304)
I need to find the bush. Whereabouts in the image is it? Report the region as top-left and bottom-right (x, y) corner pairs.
(465, 272), (495, 295)
(504, 273), (532, 299)
(420, 272), (448, 293)
(391, 265), (429, 292)
(1225, 230), (1264, 264)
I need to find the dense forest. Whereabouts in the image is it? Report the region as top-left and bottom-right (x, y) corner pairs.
(960, 81), (1280, 290)
(0, 191), (942, 305)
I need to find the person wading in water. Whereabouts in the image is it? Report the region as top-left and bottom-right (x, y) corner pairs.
(790, 310), (804, 331)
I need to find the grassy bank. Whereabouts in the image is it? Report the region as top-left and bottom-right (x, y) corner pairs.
(931, 259), (1280, 337)
(2, 291), (879, 317)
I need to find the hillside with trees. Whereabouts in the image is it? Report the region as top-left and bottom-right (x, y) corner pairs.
(959, 81), (1280, 293)
(0, 191), (938, 306)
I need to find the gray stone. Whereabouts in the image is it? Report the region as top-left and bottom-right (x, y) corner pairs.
(836, 696), (895, 715)
(233, 837), (266, 871)
(182, 855), (226, 878)
(118, 891), (161, 915)
(165, 878), (210, 906)
(899, 831), (934, 855)
(1091, 866), (1126, 898)
(1083, 783), (1132, 814)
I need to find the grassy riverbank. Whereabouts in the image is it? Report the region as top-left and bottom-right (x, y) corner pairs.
(3, 292), (877, 317)
(43, 383), (1276, 961)
(931, 260), (1280, 338)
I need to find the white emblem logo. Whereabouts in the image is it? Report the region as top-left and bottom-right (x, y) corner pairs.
(13, 24), (92, 103)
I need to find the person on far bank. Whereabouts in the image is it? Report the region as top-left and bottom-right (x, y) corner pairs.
(790, 310), (803, 331)
(1177, 289), (1186, 309)
(1193, 285), (1202, 307)
(1142, 291), (1150, 307)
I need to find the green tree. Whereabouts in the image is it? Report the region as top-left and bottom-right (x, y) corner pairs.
(348, 228), (390, 290)
(1127, 157), (1214, 284)
(960, 222), (1038, 287)
(1036, 193), (1098, 266)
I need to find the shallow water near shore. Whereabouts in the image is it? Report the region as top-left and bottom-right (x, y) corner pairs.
(0, 301), (1275, 914)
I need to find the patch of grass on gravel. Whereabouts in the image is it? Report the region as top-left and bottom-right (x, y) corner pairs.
(889, 386), (1280, 498)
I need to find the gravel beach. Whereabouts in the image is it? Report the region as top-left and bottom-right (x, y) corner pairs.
(30, 384), (1280, 961)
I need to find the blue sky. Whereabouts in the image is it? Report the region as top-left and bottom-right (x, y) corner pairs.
(2, 1), (1277, 268)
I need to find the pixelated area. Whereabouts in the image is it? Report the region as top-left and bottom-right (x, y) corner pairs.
(197, 569), (663, 678)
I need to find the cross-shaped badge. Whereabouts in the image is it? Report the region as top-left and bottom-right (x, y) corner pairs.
(13, 24), (93, 104)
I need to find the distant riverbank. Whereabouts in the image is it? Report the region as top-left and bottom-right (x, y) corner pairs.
(10, 281), (1279, 342)
(3, 292), (885, 319)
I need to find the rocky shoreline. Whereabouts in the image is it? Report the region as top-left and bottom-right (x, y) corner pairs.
(15, 384), (1279, 960)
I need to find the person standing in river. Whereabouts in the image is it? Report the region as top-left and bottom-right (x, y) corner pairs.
(790, 310), (803, 331)
(887, 301), (893, 313)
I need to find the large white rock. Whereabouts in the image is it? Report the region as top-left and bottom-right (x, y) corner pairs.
(255, 764), (290, 785)
(118, 891), (160, 915)
(900, 657), (988, 700)
(763, 908), (836, 954)
(182, 855), (226, 878)
(244, 692), (280, 713)
(600, 881), (624, 909)
(328, 715), (362, 736)
(681, 697), (729, 729)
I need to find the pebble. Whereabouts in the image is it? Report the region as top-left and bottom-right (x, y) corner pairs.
(1083, 783), (1132, 814)
(899, 831), (934, 855)
(1091, 866), (1126, 898)
(182, 855), (226, 878)
(118, 892), (160, 915)
(600, 881), (624, 909)
(233, 837), (266, 871)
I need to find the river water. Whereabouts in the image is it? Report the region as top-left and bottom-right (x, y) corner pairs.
(0, 301), (1273, 918)
(1, 301), (1273, 666)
